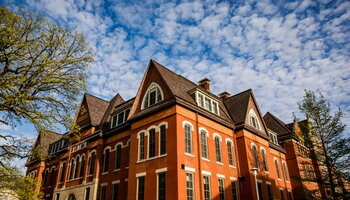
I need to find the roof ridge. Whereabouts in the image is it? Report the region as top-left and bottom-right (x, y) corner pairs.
(85, 93), (109, 103)
(266, 112), (292, 133)
(226, 89), (252, 99)
(151, 60), (197, 87)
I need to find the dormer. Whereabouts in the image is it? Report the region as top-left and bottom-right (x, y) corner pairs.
(248, 109), (261, 130)
(192, 89), (220, 115)
(141, 82), (164, 110)
(111, 107), (130, 128)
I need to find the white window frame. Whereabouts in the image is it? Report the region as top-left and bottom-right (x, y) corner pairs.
(183, 121), (194, 156)
(141, 82), (164, 110)
(195, 91), (220, 115)
(199, 128), (209, 160)
(186, 172), (195, 200)
(226, 138), (235, 167)
(274, 158), (281, 180)
(248, 109), (261, 130)
(282, 161), (289, 181)
(158, 123), (168, 156)
(251, 143), (259, 170)
(137, 131), (146, 161)
(111, 108), (130, 128)
(213, 133), (223, 164)
(260, 147), (268, 172)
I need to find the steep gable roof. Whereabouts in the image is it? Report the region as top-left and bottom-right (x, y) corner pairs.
(263, 112), (292, 136)
(85, 94), (110, 126)
(224, 89), (251, 124)
(98, 93), (125, 130)
(26, 131), (62, 165)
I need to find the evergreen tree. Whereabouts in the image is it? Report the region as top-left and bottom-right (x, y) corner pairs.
(298, 90), (350, 199)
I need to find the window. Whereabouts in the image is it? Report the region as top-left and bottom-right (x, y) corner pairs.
(69, 159), (75, 180)
(252, 144), (259, 169)
(215, 136), (222, 163)
(231, 180), (238, 200)
(85, 187), (90, 200)
(80, 155), (85, 177)
(137, 176), (145, 200)
(195, 91), (219, 115)
(160, 125), (166, 155)
(261, 148), (268, 172)
(56, 193), (60, 200)
(257, 182), (264, 200)
(139, 132), (145, 160)
(268, 131), (279, 145)
(267, 184), (273, 200)
(148, 129), (156, 158)
(201, 130), (209, 159)
(186, 173), (194, 200)
(100, 185), (107, 200)
(89, 151), (96, 175)
(74, 156), (80, 179)
(111, 109), (130, 128)
(158, 173), (166, 200)
(218, 178), (226, 200)
(142, 83), (163, 109)
(50, 167), (55, 185)
(68, 194), (76, 200)
(203, 176), (211, 200)
(280, 189), (285, 200)
(249, 109), (260, 130)
(282, 162), (289, 181)
(102, 148), (110, 173)
(115, 145), (122, 170)
(60, 162), (66, 182)
(185, 125), (193, 154)
(275, 159), (281, 179)
(287, 191), (293, 200)
(227, 141), (234, 166)
(113, 184), (119, 200)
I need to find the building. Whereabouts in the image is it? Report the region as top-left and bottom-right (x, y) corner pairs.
(26, 60), (324, 200)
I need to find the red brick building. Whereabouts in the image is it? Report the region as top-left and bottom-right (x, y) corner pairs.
(26, 60), (322, 200)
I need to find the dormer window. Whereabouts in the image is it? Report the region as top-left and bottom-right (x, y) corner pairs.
(195, 91), (219, 115)
(268, 130), (279, 145)
(141, 83), (164, 109)
(249, 109), (261, 130)
(111, 108), (130, 128)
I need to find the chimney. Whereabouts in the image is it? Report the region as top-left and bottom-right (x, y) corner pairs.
(219, 91), (231, 99)
(198, 78), (211, 91)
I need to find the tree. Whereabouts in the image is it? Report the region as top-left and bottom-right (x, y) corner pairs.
(0, 6), (94, 131)
(0, 6), (94, 198)
(298, 90), (350, 199)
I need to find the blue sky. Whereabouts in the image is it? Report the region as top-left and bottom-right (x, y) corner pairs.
(2, 0), (350, 168)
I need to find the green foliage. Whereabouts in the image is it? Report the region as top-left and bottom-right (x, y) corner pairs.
(298, 90), (350, 198)
(0, 165), (41, 200)
(0, 6), (94, 132)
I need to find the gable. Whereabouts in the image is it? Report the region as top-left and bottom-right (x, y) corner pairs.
(129, 61), (173, 117)
(76, 98), (91, 127)
(245, 94), (269, 135)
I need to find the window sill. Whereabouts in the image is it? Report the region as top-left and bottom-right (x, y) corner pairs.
(125, 167), (129, 169)
(229, 165), (236, 168)
(137, 154), (167, 163)
(216, 162), (224, 165)
(202, 157), (210, 162)
(185, 153), (195, 157)
(87, 174), (93, 177)
(113, 169), (121, 172)
(101, 172), (108, 175)
(264, 171), (269, 174)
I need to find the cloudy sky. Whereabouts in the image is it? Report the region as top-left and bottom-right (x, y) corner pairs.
(2, 0), (350, 160)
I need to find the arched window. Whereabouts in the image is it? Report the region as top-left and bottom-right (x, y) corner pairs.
(227, 140), (234, 166)
(141, 83), (164, 109)
(60, 161), (66, 182)
(74, 156), (80, 179)
(50, 167), (55, 185)
(115, 144), (122, 170)
(275, 158), (281, 179)
(184, 124), (193, 154)
(214, 134), (222, 163)
(249, 109), (261, 130)
(261, 148), (268, 172)
(102, 148), (110, 173)
(282, 161), (289, 181)
(89, 151), (96, 175)
(251, 143), (259, 169)
(148, 128), (156, 158)
(69, 158), (75, 180)
(68, 194), (76, 200)
(200, 130), (209, 159)
(80, 155), (85, 178)
(43, 169), (49, 186)
(138, 132), (145, 161)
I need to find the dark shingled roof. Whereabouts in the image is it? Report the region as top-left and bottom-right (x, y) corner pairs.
(223, 89), (251, 124)
(26, 131), (62, 165)
(263, 112), (292, 136)
(151, 60), (233, 123)
(85, 93), (110, 126)
(98, 93), (125, 130)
